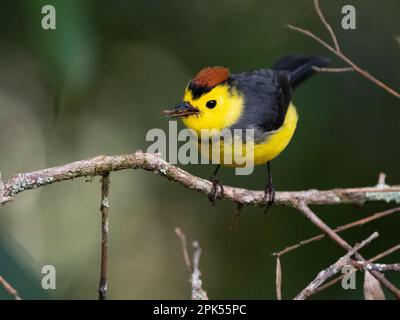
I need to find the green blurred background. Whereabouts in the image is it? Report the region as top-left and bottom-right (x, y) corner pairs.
(0, 0), (399, 300)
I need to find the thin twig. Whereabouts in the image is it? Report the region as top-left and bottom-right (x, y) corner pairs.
(0, 276), (21, 300)
(295, 201), (357, 250)
(287, 2), (400, 99)
(98, 173), (110, 300)
(191, 240), (209, 300)
(175, 228), (208, 300)
(175, 228), (192, 272)
(273, 206), (400, 257)
(295, 201), (400, 299)
(314, 0), (341, 51)
(272, 173), (395, 257)
(294, 232), (379, 300)
(310, 243), (400, 297)
(275, 257), (282, 300)
(351, 261), (400, 272)
(312, 66), (354, 73)
(371, 244), (400, 262)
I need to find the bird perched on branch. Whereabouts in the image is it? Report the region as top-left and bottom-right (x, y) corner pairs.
(164, 55), (329, 207)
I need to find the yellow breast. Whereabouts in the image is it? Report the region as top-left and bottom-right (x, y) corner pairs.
(251, 103), (298, 165)
(197, 103), (298, 166)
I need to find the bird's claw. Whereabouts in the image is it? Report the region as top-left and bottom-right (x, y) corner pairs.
(208, 176), (224, 206)
(263, 185), (275, 213)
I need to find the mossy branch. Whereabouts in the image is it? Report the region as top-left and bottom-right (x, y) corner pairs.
(1, 151), (400, 299)
(1, 151), (400, 209)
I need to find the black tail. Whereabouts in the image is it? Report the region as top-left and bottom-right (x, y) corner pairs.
(272, 55), (330, 89)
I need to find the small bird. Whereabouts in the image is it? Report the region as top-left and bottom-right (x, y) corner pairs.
(164, 55), (330, 207)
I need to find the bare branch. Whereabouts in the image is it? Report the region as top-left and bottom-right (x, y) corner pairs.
(175, 228), (192, 272)
(295, 201), (354, 249)
(175, 228), (208, 300)
(1, 152), (400, 210)
(0, 276), (21, 300)
(275, 257), (282, 300)
(295, 201), (400, 299)
(294, 232), (379, 300)
(309, 243), (400, 297)
(312, 66), (354, 73)
(273, 206), (400, 257)
(287, 4), (400, 99)
(287, 24), (336, 52)
(314, 0), (341, 51)
(191, 240), (209, 300)
(370, 243), (400, 262)
(352, 261), (400, 272)
(98, 173), (110, 300)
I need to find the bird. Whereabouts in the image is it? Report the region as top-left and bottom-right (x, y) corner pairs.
(163, 55), (330, 207)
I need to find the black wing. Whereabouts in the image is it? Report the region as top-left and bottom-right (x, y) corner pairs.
(228, 55), (329, 139)
(229, 69), (292, 140)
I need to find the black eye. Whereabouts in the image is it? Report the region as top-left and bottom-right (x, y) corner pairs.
(206, 100), (217, 109)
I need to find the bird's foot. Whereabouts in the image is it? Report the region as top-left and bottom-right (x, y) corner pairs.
(262, 185), (275, 213)
(208, 176), (224, 206)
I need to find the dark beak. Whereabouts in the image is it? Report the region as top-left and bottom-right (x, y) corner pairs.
(163, 102), (200, 118)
